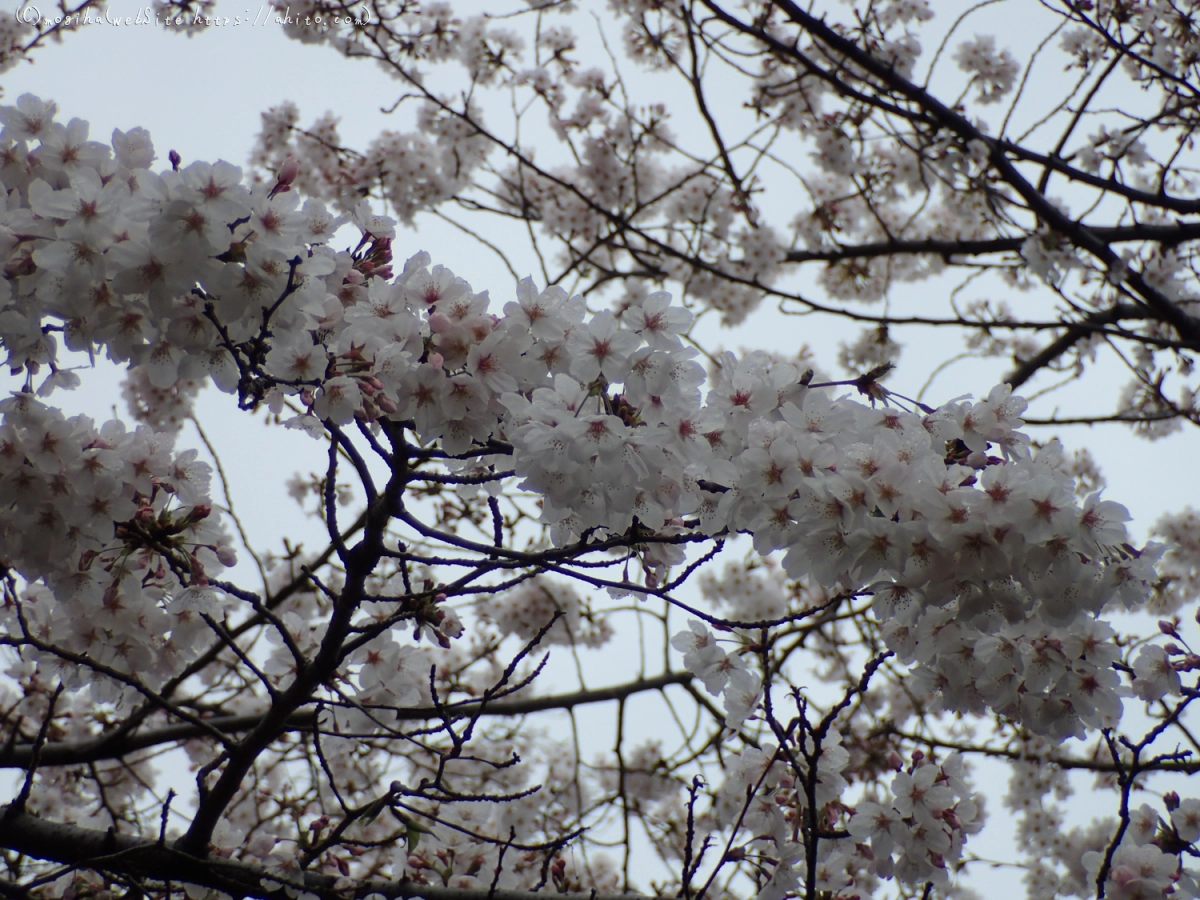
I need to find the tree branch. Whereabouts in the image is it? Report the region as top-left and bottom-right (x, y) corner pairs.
(783, 221), (1200, 264)
(0, 673), (693, 769)
(0, 807), (653, 900)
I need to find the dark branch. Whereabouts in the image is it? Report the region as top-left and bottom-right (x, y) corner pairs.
(0, 673), (693, 768)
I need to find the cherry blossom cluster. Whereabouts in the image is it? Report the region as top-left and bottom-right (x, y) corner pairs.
(671, 620), (762, 729)
(476, 576), (614, 649)
(1002, 738), (1106, 900)
(0, 391), (234, 704)
(1083, 793), (1200, 900)
(698, 558), (791, 623)
(706, 738), (855, 898)
(247, 0), (1022, 332)
(847, 752), (983, 890)
(0, 94), (1169, 744)
(247, 0), (1200, 443)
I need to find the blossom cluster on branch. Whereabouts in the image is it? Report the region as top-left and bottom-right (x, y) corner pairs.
(236, 0), (1200, 437)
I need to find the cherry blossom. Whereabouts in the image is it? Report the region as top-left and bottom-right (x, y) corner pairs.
(3, 4), (1200, 890)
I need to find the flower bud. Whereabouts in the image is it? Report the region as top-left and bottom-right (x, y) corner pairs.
(278, 156), (299, 186)
(269, 157), (300, 199)
(1165, 791), (1181, 811)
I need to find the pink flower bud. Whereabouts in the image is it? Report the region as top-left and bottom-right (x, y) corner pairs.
(269, 157), (300, 199)
(370, 235), (392, 258)
(1160, 620), (1180, 637)
(375, 394), (398, 415)
(427, 353), (444, 371)
(428, 312), (453, 333)
(886, 750), (904, 771)
(277, 156), (299, 186)
(169, 149), (182, 170)
(1166, 791), (1181, 811)
(215, 545), (238, 568)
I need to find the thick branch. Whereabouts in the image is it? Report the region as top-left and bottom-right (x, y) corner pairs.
(783, 222), (1200, 264)
(177, 443), (411, 855)
(1002, 304), (1140, 388)
(0, 806), (652, 900)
